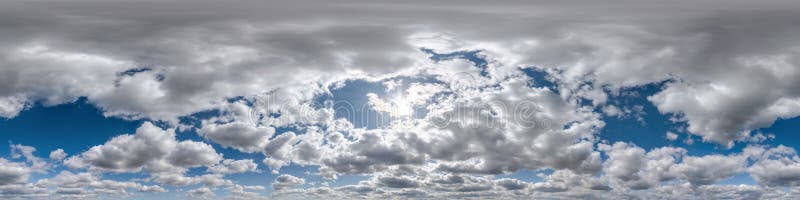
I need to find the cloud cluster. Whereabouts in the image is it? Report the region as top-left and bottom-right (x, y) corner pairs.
(64, 122), (221, 174)
(36, 171), (166, 198)
(1, 0), (800, 199)
(0, 145), (167, 199)
(0, 158), (30, 186)
(272, 174), (305, 191)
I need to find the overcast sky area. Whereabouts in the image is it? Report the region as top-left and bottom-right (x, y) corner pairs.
(2, 0), (800, 199)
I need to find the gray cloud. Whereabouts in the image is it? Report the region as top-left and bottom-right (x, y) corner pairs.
(198, 122), (275, 153)
(272, 174), (305, 191)
(0, 158), (30, 186)
(207, 159), (258, 174)
(2, 0), (800, 199)
(747, 145), (800, 187)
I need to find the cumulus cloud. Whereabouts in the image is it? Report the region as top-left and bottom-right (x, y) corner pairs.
(0, 158), (30, 185)
(208, 159), (258, 174)
(1, 0), (800, 199)
(225, 55), (605, 183)
(675, 154), (747, 186)
(198, 122), (275, 153)
(151, 173), (233, 188)
(35, 171), (165, 198)
(419, 75), (603, 175)
(598, 141), (758, 190)
(0, 0), (436, 123)
(262, 132), (297, 173)
(49, 149), (67, 161)
(666, 131), (679, 141)
(495, 178), (527, 190)
(226, 184), (267, 200)
(9, 144), (49, 173)
(187, 187), (215, 199)
(272, 174), (305, 191)
(746, 145), (800, 187)
(64, 122), (221, 175)
(600, 142), (688, 190)
(139, 185), (167, 193)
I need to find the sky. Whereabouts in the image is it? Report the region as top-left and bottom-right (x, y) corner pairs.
(1, 0), (800, 199)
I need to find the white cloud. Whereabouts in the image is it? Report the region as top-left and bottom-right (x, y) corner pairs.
(272, 174), (305, 191)
(139, 185), (167, 193)
(187, 187), (215, 199)
(64, 122), (221, 174)
(1, 0), (799, 199)
(0, 96), (26, 119)
(262, 132), (297, 173)
(666, 131), (679, 141)
(0, 183), (48, 199)
(9, 144), (49, 173)
(747, 145), (800, 187)
(0, 158), (30, 185)
(34, 171), (166, 198)
(600, 142), (648, 188)
(226, 184), (267, 200)
(208, 159), (258, 174)
(49, 149), (67, 161)
(151, 173), (232, 188)
(599, 141), (752, 190)
(602, 105), (621, 117)
(675, 154), (747, 186)
(198, 122), (275, 153)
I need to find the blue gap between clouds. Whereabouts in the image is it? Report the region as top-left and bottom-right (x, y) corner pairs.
(328, 79), (390, 129)
(327, 75), (443, 130)
(422, 48), (489, 77)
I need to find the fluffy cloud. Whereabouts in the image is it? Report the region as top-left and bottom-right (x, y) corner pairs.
(187, 187), (215, 199)
(49, 149), (67, 161)
(599, 141), (756, 190)
(262, 132), (298, 173)
(749, 159), (800, 187)
(226, 184), (267, 200)
(1, 0), (800, 199)
(64, 122), (221, 174)
(208, 159), (259, 174)
(0, 0), (796, 141)
(151, 173), (232, 188)
(649, 78), (800, 146)
(747, 145), (800, 187)
(139, 185), (167, 193)
(198, 122), (275, 153)
(35, 171), (166, 198)
(675, 154), (747, 186)
(665, 131), (678, 141)
(272, 174), (305, 191)
(0, 0), (436, 123)
(9, 144), (50, 173)
(241, 58), (603, 180)
(0, 158), (30, 186)
(416, 75), (603, 175)
(495, 178), (527, 190)
(600, 142), (688, 190)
